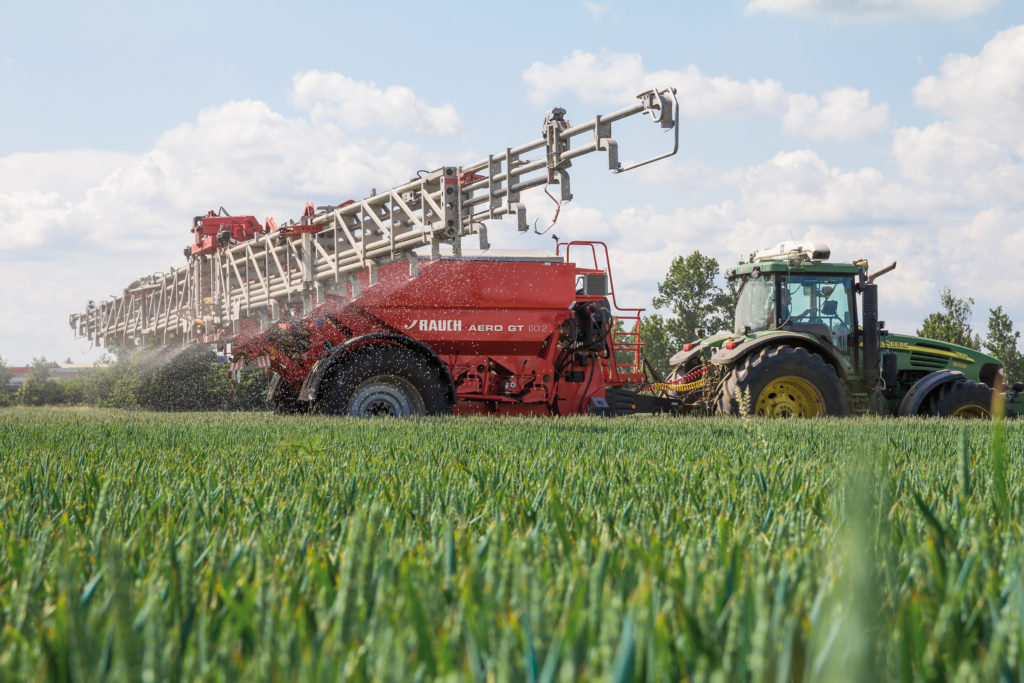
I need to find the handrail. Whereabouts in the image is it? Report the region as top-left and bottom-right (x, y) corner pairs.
(557, 240), (646, 379)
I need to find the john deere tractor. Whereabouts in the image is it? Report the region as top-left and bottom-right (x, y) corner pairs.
(666, 241), (1024, 418)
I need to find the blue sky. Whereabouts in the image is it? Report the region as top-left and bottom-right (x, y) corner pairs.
(2, 0), (1023, 364)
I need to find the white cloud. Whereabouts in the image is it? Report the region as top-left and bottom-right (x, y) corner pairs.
(950, 207), (1024, 284)
(0, 257), (150, 365)
(726, 150), (931, 224)
(290, 70), (461, 136)
(891, 122), (1024, 206)
(0, 191), (70, 249)
(744, 0), (1000, 19)
(782, 88), (889, 141)
(894, 26), (1024, 207)
(0, 72), (457, 362)
(913, 24), (1024, 145)
(104, 99), (419, 211)
(0, 97), (432, 256)
(522, 51), (888, 142)
(583, 2), (610, 21)
(523, 51), (786, 115)
(0, 150), (134, 196)
(0, 151), (132, 252)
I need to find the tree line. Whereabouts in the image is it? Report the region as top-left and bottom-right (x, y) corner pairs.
(639, 251), (1024, 382)
(0, 346), (267, 410)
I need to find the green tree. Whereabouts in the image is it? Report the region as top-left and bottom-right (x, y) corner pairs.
(652, 251), (733, 348)
(0, 355), (14, 406)
(638, 314), (673, 378)
(19, 378), (66, 406)
(637, 251), (737, 377)
(28, 356), (58, 382)
(19, 356), (67, 406)
(0, 355), (12, 392)
(984, 306), (1024, 382)
(918, 288), (981, 350)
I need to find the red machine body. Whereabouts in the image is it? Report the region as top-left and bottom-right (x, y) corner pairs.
(230, 242), (647, 416)
(188, 209), (266, 258)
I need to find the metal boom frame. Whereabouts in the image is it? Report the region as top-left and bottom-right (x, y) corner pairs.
(70, 88), (678, 349)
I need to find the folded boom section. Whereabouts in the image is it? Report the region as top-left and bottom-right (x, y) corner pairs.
(70, 88), (677, 351)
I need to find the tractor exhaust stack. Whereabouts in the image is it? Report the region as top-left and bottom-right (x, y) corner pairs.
(861, 283), (880, 387)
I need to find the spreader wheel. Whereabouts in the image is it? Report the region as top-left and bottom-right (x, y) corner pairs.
(316, 344), (451, 417)
(927, 380), (993, 419)
(716, 345), (849, 418)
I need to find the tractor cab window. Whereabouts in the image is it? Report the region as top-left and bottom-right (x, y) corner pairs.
(778, 274), (854, 350)
(734, 272), (776, 335)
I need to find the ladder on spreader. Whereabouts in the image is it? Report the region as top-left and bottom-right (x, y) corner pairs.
(70, 87), (678, 350)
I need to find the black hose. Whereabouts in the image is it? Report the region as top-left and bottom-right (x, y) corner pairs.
(578, 360), (596, 414)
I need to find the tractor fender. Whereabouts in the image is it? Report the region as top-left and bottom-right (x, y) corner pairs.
(668, 344), (703, 367)
(709, 332), (845, 378)
(897, 369), (966, 416)
(298, 333), (457, 405)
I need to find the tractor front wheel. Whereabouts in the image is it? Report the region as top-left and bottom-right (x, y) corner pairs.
(716, 345), (849, 418)
(927, 380), (993, 418)
(316, 345), (451, 417)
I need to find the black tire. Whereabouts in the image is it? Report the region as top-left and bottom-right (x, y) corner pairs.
(269, 374), (305, 415)
(315, 344), (451, 417)
(716, 345), (849, 418)
(927, 380), (993, 418)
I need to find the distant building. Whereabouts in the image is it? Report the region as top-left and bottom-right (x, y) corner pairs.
(6, 364), (96, 388)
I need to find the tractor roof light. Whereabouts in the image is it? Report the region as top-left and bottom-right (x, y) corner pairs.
(752, 241), (830, 264)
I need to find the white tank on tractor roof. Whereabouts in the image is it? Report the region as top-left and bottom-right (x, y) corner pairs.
(752, 241), (831, 263)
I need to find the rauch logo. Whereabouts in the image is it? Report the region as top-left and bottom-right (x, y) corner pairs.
(404, 319), (463, 332)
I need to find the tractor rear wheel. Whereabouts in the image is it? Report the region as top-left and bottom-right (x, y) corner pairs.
(927, 380), (993, 418)
(316, 345), (451, 417)
(716, 345), (849, 418)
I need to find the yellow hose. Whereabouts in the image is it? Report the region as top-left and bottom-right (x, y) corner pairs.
(649, 375), (709, 393)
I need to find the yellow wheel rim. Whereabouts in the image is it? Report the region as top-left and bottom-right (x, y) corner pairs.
(755, 376), (826, 418)
(952, 404), (990, 419)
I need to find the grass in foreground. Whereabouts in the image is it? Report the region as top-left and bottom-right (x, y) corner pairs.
(1, 407), (1022, 681)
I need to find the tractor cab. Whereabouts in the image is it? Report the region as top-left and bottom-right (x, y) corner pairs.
(734, 267), (856, 354)
(729, 242), (862, 373)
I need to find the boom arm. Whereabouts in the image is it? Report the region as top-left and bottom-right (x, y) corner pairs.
(70, 87), (678, 350)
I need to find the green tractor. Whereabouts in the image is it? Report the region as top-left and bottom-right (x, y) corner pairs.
(665, 242), (1024, 418)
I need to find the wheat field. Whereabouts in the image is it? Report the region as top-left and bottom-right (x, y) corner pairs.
(1, 407), (1022, 681)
